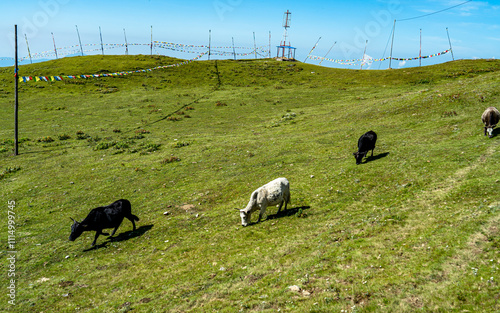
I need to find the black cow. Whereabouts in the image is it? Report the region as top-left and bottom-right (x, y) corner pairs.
(69, 199), (139, 247)
(353, 130), (377, 165)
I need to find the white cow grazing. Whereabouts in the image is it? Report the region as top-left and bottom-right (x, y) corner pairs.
(481, 107), (500, 138)
(235, 177), (290, 226)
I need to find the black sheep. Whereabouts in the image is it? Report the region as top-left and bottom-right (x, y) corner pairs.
(69, 199), (139, 247)
(353, 130), (377, 165)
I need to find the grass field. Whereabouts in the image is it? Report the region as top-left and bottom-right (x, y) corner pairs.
(0, 55), (499, 312)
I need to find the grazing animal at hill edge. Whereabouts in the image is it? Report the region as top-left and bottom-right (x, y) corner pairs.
(481, 107), (500, 138)
(69, 199), (139, 247)
(353, 130), (377, 165)
(235, 177), (290, 227)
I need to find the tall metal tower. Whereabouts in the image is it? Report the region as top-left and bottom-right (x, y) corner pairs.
(276, 10), (296, 60)
(282, 10), (291, 47)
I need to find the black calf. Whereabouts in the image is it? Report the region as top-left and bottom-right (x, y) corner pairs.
(353, 130), (377, 165)
(69, 199), (139, 247)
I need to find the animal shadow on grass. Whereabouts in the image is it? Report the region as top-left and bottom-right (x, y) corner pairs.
(364, 152), (390, 164)
(83, 225), (153, 252)
(266, 206), (311, 221)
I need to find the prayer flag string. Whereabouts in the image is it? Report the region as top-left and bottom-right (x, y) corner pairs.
(308, 49), (451, 65)
(19, 51), (207, 83)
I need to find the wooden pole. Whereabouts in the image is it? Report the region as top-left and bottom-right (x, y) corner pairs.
(232, 37), (236, 61)
(269, 31), (271, 58)
(24, 34), (33, 64)
(76, 25), (84, 56)
(14, 25), (19, 156)
(319, 41), (336, 66)
(360, 40), (368, 70)
(446, 27), (454, 61)
(123, 28), (129, 55)
(304, 37), (321, 63)
(99, 26), (104, 55)
(253, 32), (257, 59)
(51, 32), (58, 59)
(150, 25), (153, 56)
(419, 29), (422, 67)
(388, 19), (396, 69)
(208, 30), (211, 61)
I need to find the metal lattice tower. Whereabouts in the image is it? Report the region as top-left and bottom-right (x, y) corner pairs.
(282, 10), (291, 47)
(276, 10), (296, 60)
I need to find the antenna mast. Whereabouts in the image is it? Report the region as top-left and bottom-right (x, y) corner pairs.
(282, 10), (290, 47)
(276, 10), (296, 60)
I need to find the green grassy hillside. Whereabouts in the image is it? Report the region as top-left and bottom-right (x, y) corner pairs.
(1, 56), (499, 312)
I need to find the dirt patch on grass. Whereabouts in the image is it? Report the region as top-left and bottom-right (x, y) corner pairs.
(404, 295), (424, 309)
(180, 204), (195, 211)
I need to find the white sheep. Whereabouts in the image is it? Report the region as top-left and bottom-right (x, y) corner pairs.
(235, 177), (290, 226)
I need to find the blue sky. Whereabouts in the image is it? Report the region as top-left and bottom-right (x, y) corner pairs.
(1, 0), (499, 69)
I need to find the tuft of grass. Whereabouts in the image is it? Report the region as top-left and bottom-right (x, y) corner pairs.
(142, 143), (161, 152)
(94, 141), (116, 150)
(76, 130), (90, 140)
(161, 156), (181, 164)
(57, 134), (71, 140)
(0, 166), (21, 179)
(172, 141), (189, 148)
(270, 112), (297, 127)
(36, 136), (54, 143)
(442, 111), (458, 118)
